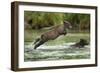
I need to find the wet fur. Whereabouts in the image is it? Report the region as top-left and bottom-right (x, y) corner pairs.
(34, 21), (72, 49)
(71, 39), (89, 48)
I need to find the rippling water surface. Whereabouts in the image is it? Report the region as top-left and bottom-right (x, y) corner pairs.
(24, 42), (90, 61)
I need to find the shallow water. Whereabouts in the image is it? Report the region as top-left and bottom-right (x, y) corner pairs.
(24, 42), (90, 61)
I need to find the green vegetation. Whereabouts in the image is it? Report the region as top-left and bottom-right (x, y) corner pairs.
(24, 12), (64, 29)
(24, 11), (90, 32)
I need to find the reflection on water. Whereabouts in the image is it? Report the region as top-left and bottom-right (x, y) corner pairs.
(24, 42), (90, 62)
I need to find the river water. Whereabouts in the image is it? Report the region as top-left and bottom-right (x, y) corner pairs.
(24, 42), (90, 61)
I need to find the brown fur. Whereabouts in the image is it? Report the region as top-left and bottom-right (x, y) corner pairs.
(34, 21), (72, 49)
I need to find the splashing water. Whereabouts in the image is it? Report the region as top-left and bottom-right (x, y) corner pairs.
(24, 42), (90, 61)
(25, 42), (89, 51)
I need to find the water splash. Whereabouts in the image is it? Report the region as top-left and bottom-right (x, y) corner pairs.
(25, 42), (89, 52)
(24, 42), (90, 61)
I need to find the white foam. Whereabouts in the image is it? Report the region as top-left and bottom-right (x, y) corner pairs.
(25, 42), (75, 49)
(25, 42), (90, 52)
